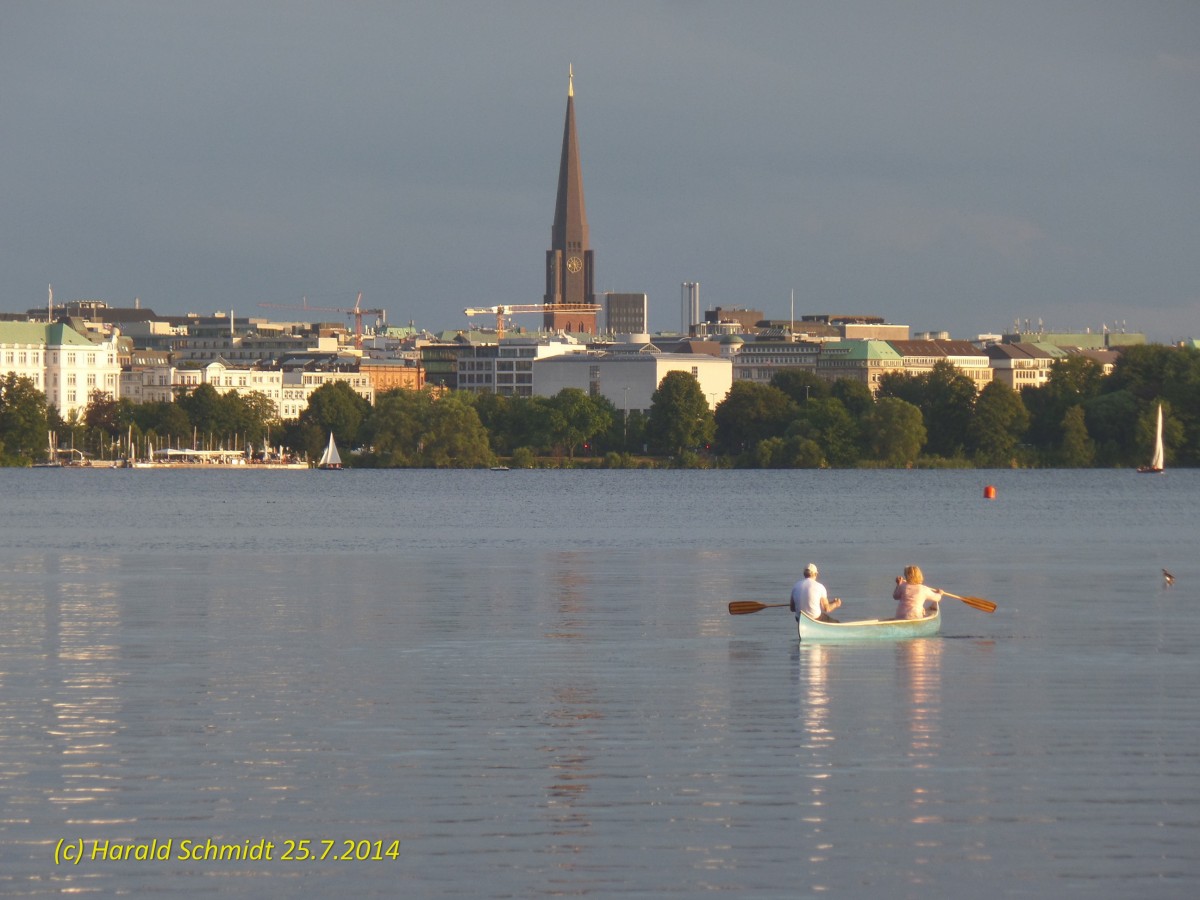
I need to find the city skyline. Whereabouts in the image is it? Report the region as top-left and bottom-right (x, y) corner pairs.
(3, 2), (1198, 342)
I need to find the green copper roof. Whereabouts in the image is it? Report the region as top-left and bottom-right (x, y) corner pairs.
(1027, 342), (1069, 357)
(48, 323), (97, 346)
(0, 322), (53, 344)
(819, 339), (902, 361)
(0, 321), (95, 346)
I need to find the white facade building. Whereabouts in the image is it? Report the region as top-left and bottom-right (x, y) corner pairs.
(732, 339), (822, 383)
(985, 342), (1067, 391)
(456, 338), (588, 397)
(120, 360), (285, 411)
(120, 359), (372, 420)
(533, 350), (733, 412)
(0, 322), (120, 418)
(279, 369), (374, 420)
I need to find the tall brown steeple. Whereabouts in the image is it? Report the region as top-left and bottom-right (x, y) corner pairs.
(544, 65), (597, 333)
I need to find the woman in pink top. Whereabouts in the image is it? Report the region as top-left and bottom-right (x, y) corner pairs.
(893, 565), (942, 619)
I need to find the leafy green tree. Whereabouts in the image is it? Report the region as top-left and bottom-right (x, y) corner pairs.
(755, 434), (824, 468)
(1082, 389), (1139, 466)
(296, 382), (371, 458)
(968, 381), (1029, 466)
(1108, 345), (1200, 465)
(80, 391), (139, 457)
(714, 381), (797, 454)
(1160, 348), (1200, 465)
(132, 401), (193, 448)
(1106, 344), (1174, 401)
(788, 397), (858, 466)
(623, 409), (649, 456)
(645, 371), (715, 461)
(418, 393), (494, 467)
(1022, 356), (1104, 453)
(510, 446), (537, 469)
(83, 390), (121, 434)
(922, 361), (977, 458)
(830, 378), (875, 419)
(879, 363), (974, 458)
(505, 397), (557, 454)
(588, 394), (630, 455)
(469, 393), (514, 453)
(360, 389), (492, 467)
(175, 383), (227, 438)
(236, 391), (282, 447)
(546, 388), (612, 458)
(770, 369), (828, 406)
(876, 369), (923, 406)
(1058, 405), (1095, 467)
(862, 397), (926, 467)
(360, 389), (426, 466)
(1047, 355), (1105, 399)
(0, 374), (50, 464)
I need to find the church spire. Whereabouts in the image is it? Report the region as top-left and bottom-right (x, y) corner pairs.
(544, 66), (596, 333)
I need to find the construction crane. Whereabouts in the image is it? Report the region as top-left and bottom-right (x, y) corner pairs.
(462, 303), (601, 340)
(258, 293), (386, 349)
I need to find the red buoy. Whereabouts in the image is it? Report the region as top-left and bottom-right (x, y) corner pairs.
(984, 485), (996, 499)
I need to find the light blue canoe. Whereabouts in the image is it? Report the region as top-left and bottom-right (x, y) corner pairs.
(796, 606), (941, 642)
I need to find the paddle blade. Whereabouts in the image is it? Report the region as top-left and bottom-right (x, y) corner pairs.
(728, 601), (789, 616)
(958, 595), (997, 613)
(942, 590), (997, 613)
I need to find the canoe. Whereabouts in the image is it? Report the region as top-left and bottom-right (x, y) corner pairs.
(796, 606), (940, 642)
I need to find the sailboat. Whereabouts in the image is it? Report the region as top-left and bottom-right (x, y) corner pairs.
(316, 432), (343, 470)
(1137, 403), (1164, 474)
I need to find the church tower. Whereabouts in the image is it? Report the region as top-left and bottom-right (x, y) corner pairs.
(544, 66), (598, 334)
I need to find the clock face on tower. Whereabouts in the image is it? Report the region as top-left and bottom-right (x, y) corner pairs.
(566, 256), (583, 274)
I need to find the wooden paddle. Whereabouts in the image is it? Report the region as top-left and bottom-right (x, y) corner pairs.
(938, 590), (997, 614)
(728, 601), (790, 616)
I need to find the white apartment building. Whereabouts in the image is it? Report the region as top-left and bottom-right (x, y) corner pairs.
(985, 343), (1067, 391)
(0, 321), (121, 418)
(889, 340), (993, 390)
(120, 360), (285, 411)
(279, 369), (374, 420)
(731, 338), (822, 383)
(534, 349), (733, 412)
(120, 359), (372, 420)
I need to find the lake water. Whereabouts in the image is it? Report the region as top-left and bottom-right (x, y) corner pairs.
(1, 468), (1197, 898)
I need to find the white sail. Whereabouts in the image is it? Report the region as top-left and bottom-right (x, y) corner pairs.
(1150, 404), (1164, 471)
(318, 432), (342, 468)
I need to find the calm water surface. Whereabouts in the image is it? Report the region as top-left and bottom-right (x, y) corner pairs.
(0, 468), (1197, 897)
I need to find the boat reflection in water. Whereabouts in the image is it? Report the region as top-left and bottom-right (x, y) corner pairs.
(794, 635), (948, 890)
(897, 637), (943, 771)
(796, 643), (835, 876)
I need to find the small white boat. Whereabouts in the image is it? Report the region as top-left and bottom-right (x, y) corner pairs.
(797, 607), (941, 642)
(316, 433), (343, 470)
(1136, 403), (1164, 474)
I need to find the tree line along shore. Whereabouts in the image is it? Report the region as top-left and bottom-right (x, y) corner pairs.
(1, 343), (1196, 469)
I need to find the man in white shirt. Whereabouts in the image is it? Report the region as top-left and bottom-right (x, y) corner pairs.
(790, 563), (842, 622)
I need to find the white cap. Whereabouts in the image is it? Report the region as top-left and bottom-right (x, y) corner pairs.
(804, 563), (818, 576)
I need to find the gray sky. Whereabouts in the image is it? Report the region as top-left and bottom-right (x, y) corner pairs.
(3, 1), (1198, 341)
